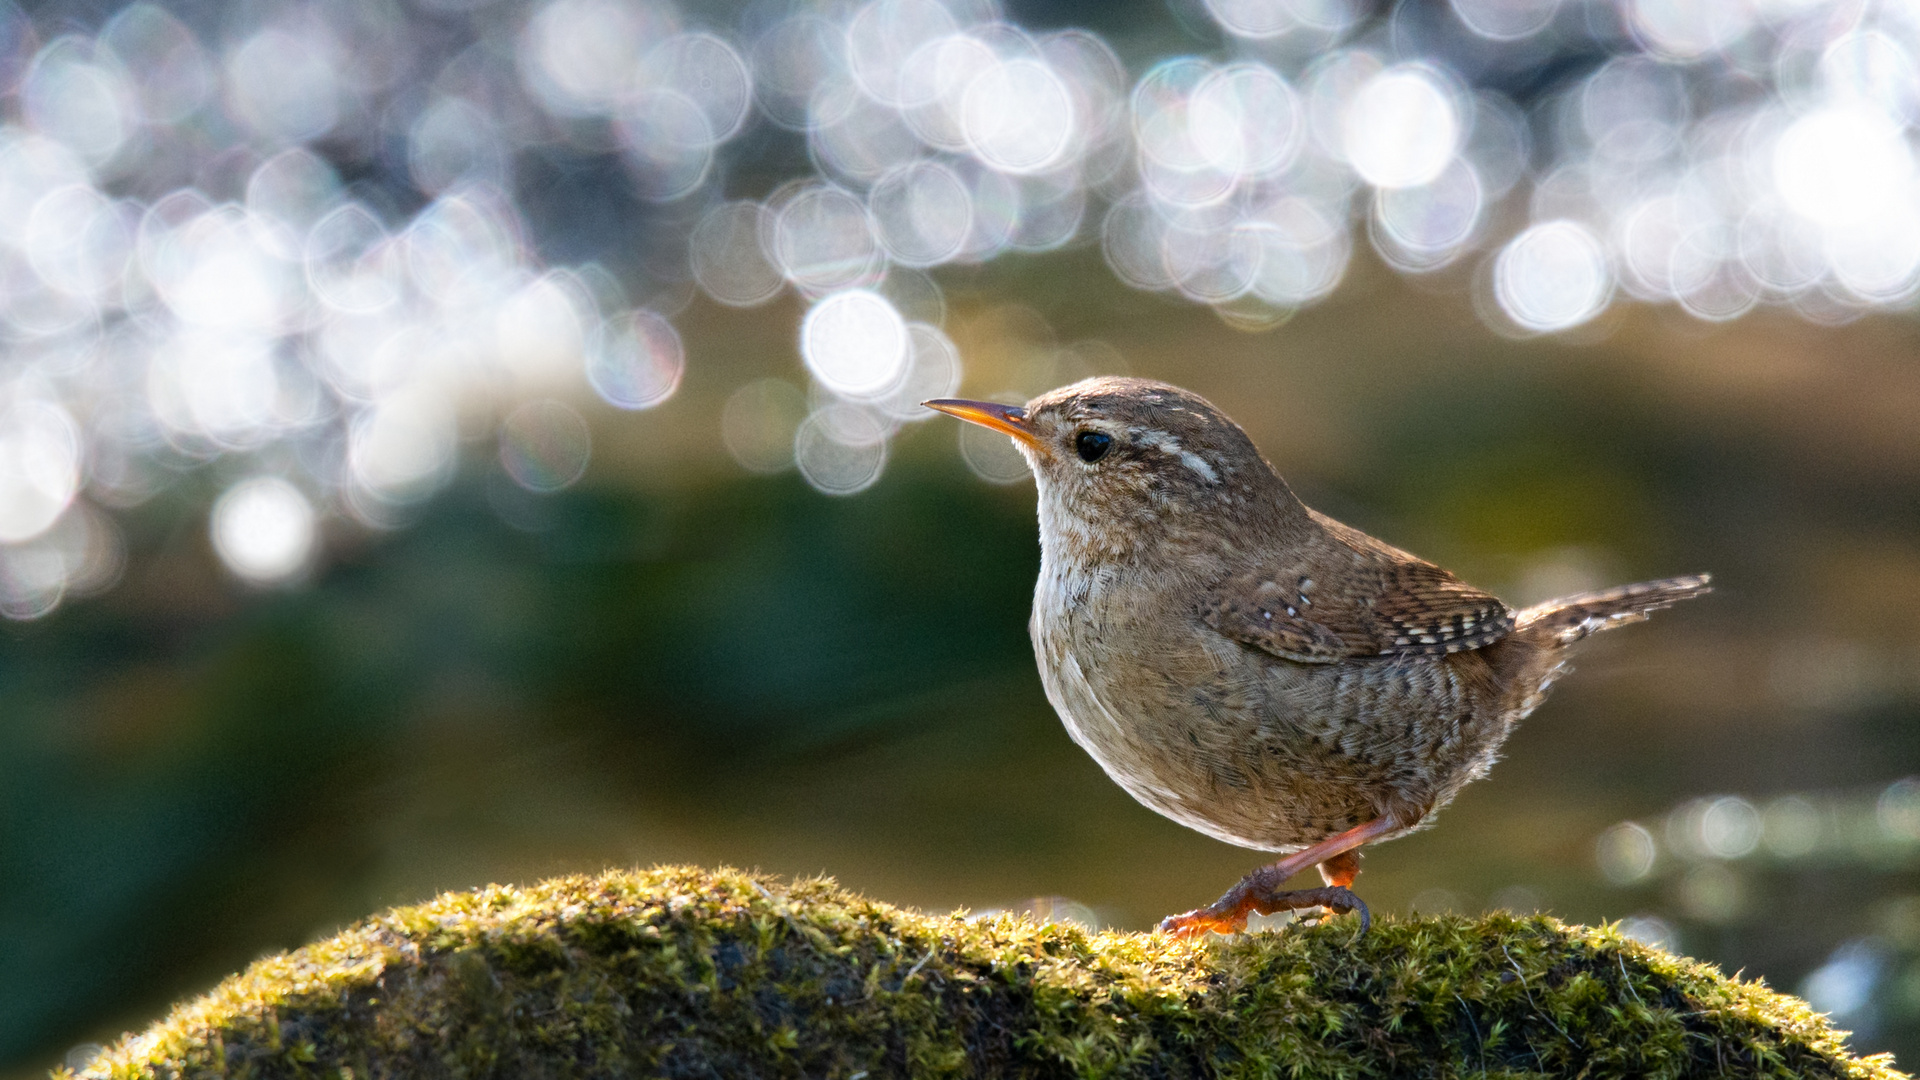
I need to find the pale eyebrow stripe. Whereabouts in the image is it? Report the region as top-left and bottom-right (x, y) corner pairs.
(1130, 427), (1220, 484)
(1178, 450), (1218, 483)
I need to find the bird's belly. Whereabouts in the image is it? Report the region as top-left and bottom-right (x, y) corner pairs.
(1034, 594), (1511, 853)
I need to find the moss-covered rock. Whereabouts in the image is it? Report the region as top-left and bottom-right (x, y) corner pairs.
(66, 866), (1901, 1079)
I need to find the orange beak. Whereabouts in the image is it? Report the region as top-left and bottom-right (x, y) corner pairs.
(923, 398), (1042, 451)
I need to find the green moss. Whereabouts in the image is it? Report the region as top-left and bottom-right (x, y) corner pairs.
(64, 866), (1903, 1079)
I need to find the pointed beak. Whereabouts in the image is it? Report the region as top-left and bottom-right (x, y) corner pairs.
(922, 398), (1042, 451)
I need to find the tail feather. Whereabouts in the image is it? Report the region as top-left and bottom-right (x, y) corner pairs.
(1514, 573), (1713, 647)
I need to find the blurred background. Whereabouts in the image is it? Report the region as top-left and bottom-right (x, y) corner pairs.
(2, 0), (1919, 1071)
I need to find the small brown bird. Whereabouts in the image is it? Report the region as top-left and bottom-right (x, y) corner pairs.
(927, 378), (1709, 937)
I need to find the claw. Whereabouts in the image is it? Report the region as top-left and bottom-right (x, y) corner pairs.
(1305, 885), (1371, 933)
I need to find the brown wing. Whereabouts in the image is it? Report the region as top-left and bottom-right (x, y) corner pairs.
(1202, 514), (1514, 663)
(1361, 559), (1515, 656)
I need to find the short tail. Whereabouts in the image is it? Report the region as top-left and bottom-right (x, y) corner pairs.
(1514, 574), (1712, 647)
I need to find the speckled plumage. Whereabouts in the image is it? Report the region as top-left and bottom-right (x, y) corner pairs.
(931, 377), (1711, 933)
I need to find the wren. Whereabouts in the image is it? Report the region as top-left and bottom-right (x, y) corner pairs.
(927, 378), (1710, 937)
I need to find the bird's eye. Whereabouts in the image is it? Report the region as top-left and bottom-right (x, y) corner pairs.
(1075, 430), (1112, 463)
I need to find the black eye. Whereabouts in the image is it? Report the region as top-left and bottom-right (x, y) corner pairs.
(1075, 430), (1112, 462)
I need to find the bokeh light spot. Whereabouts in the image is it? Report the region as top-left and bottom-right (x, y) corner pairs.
(247, 149), (342, 258)
(722, 379), (809, 475)
(499, 399), (592, 492)
(1189, 63), (1303, 179)
(794, 405), (888, 495)
(1247, 198), (1351, 305)
(1699, 797), (1762, 860)
(1762, 796), (1824, 859)
(1374, 159), (1483, 269)
(519, 0), (665, 116)
(409, 97), (506, 196)
(1626, 0), (1751, 61)
(101, 3), (215, 125)
(615, 90), (714, 202)
(0, 400), (81, 543)
(1202, 0), (1296, 39)
(870, 160), (973, 266)
(306, 204), (401, 314)
(751, 14), (842, 130)
(845, 0), (957, 109)
(1493, 220), (1611, 332)
(691, 201), (783, 307)
(226, 27), (342, 144)
(27, 184), (132, 299)
(878, 322), (963, 421)
(962, 58), (1076, 175)
(211, 477), (316, 584)
(775, 184), (883, 292)
(497, 273), (591, 388)
(1344, 66), (1459, 189)
(152, 206), (302, 331)
(801, 289), (909, 398)
(1596, 821), (1657, 885)
(1447, 0), (1560, 41)
(645, 32), (753, 143)
(1773, 108), (1913, 228)
(587, 310), (684, 411)
(1800, 941), (1886, 1025)
(349, 391), (459, 506)
(23, 37), (132, 167)
(1618, 914), (1678, 952)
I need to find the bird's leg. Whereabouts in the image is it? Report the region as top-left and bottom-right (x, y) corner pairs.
(1159, 816), (1398, 938)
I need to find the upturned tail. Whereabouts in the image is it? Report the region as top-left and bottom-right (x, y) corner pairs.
(1513, 574), (1713, 648)
(1492, 574), (1711, 720)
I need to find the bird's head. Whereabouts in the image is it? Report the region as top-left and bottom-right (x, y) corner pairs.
(926, 377), (1304, 565)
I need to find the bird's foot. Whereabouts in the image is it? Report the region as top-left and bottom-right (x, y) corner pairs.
(1159, 884), (1370, 938)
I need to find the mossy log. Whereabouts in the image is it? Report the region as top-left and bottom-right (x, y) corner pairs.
(69, 866), (1901, 1079)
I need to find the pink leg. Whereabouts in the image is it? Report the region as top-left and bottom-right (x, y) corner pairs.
(1159, 815), (1399, 938)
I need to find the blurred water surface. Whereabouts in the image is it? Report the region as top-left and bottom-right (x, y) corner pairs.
(1, 0), (1919, 1071)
